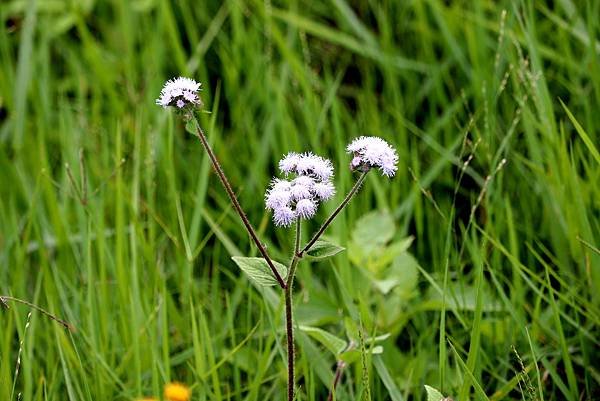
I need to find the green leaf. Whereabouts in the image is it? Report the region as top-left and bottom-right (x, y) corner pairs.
(231, 257), (287, 287)
(372, 278), (400, 295)
(390, 253), (419, 299)
(350, 236), (415, 273)
(560, 99), (600, 165)
(339, 346), (384, 364)
(305, 240), (345, 260)
(424, 385), (445, 401)
(374, 356), (404, 401)
(299, 325), (347, 355)
(185, 119), (196, 135)
(422, 283), (502, 312)
(351, 210), (395, 248)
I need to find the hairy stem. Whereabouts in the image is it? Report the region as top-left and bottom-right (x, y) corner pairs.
(0, 295), (74, 331)
(191, 115), (286, 289)
(285, 221), (302, 401)
(299, 171), (369, 256)
(327, 360), (347, 401)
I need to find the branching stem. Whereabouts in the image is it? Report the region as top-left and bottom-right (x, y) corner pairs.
(299, 171), (369, 256)
(191, 115), (286, 289)
(189, 115), (370, 400)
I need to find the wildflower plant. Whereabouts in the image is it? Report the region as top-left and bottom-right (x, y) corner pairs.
(157, 77), (398, 401)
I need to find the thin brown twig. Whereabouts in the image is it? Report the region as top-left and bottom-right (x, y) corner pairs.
(0, 296), (74, 332)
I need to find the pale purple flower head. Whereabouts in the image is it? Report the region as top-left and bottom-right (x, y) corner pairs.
(273, 206), (295, 227)
(312, 181), (336, 201)
(346, 136), (398, 177)
(290, 180), (313, 201)
(265, 179), (292, 210)
(265, 152), (336, 227)
(279, 152), (302, 173)
(156, 77), (202, 109)
(295, 199), (317, 219)
(280, 152), (333, 181)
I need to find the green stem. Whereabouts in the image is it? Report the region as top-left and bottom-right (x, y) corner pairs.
(191, 115), (286, 289)
(285, 221), (301, 401)
(299, 171), (369, 256)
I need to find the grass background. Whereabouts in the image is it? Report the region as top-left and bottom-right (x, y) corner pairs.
(1, 0), (599, 400)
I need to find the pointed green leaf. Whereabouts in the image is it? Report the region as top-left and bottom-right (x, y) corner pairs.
(424, 385), (445, 401)
(305, 240), (345, 260)
(352, 210), (395, 247)
(185, 119), (196, 135)
(299, 325), (347, 355)
(374, 356), (404, 401)
(231, 257), (287, 287)
(351, 211), (396, 259)
(560, 99), (600, 165)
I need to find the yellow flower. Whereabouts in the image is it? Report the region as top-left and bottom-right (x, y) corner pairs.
(164, 382), (191, 401)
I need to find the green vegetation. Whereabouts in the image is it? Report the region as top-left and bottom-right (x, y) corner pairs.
(1, 0), (599, 400)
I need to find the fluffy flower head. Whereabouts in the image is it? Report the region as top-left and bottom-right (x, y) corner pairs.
(290, 182), (312, 201)
(280, 152), (333, 181)
(279, 152), (301, 173)
(266, 152), (336, 227)
(273, 205), (296, 227)
(265, 187), (291, 210)
(346, 136), (398, 177)
(156, 77), (202, 109)
(296, 199), (317, 219)
(312, 181), (336, 201)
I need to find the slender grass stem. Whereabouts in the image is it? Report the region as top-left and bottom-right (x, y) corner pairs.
(285, 221), (302, 401)
(0, 295), (74, 331)
(190, 114), (286, 289)
(299, 171), (369, 256)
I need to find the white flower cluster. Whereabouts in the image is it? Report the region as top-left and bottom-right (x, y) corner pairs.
(265, 152), (336, 227)
(156, 77), (202, 109)
(347, 136), (398, 177)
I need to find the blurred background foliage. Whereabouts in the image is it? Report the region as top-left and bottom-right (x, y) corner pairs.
(0, 0), (599, 400)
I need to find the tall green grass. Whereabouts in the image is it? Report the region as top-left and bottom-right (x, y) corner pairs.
(1, 0), (599, 400)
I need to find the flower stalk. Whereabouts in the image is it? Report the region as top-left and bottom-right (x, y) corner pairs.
(189, 114), (286, 289)
(285, 220), (302, 401)
(300, 170), (369, 256)
(284, 171), (369, 400)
